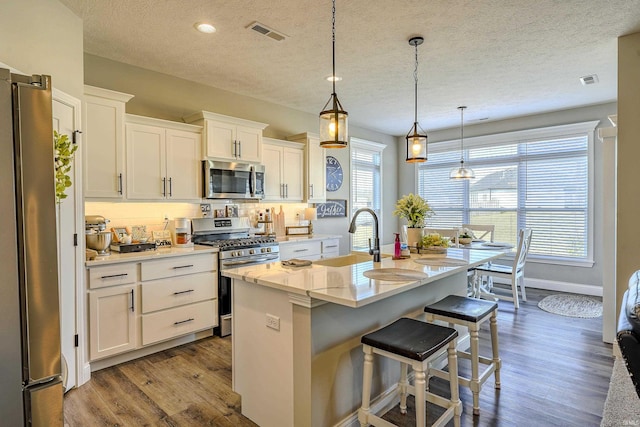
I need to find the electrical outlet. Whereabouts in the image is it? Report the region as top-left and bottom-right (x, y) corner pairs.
(266, 313), (280, 331)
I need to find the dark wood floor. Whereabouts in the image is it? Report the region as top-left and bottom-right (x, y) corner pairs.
(64, 288), (613, 426)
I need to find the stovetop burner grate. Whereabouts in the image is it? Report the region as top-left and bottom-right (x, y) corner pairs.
(194, 235), (277, 251)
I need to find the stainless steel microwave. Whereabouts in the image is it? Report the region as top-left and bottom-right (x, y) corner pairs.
(202, 160), (265, 200)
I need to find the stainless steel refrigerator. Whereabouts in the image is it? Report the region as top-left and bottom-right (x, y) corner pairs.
(0, 68), (63, 425)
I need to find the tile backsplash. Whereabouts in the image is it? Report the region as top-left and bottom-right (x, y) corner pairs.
(85, 201), (310, 234)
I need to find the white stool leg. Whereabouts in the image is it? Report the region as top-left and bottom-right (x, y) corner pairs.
(414, 366), (427, 427)
(399, 362), (409, 414)
(358, 347), (374, 426)
(447, 341), (462, 427)
(469, 323), (481, 415)
(490, 310), (502, 389)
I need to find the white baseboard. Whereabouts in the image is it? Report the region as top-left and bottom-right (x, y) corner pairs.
(492, 277), (603, 297)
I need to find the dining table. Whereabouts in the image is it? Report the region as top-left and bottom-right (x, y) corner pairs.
(456, 240), (514, 298)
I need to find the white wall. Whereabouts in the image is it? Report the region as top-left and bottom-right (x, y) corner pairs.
(397, 102), (617, 291)
(0, 0), (83, 98)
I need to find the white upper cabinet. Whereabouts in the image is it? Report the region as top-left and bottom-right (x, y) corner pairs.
(262, 138), (304, 202)
(184, 111), (268, 163)
(83, 85), (134, 199)
(287, 132), (326, 203)
(125, 115), (201, 201)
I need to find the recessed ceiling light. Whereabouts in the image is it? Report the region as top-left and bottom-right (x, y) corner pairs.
(194, 22), (216, 34)
(325, 75), (342, 82)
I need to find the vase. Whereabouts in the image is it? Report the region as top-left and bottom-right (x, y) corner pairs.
(403, 226), (423, 248)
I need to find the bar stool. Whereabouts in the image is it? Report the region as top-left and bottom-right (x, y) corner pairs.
(424, 295), (501, 415)
(359, 317), (462, 427)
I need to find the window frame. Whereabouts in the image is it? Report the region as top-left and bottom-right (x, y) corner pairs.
(416, 120), (598, 267)
(350, 137), (386, 252)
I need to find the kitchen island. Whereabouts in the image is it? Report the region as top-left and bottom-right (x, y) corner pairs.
(222, 247), (504, 427)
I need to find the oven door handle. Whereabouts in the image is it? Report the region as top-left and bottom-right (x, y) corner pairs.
(222, 255), (279, 267)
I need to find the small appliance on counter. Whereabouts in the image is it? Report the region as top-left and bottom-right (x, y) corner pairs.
(110, 242), (157, 253)
(85, 215), (112, 256)
(171, 217), (193, 248)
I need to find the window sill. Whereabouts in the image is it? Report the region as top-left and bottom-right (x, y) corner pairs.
(497, 253), (594, 268)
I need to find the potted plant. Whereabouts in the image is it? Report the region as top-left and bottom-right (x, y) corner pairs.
(54, 130), (78, 204)
(456, 228), (474, 245)
(420, 233), (450, 254)
(393, 193), (433, 246)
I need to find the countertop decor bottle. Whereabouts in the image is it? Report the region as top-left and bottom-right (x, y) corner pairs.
(394, 233), (402, 259)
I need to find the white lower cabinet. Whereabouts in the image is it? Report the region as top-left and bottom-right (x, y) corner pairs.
(142, 300), (216, 346)
(279, 237), (341, 261)
(279, 240), (322, 261)
(321, 238), (340, 258)
(87, 253), (218, 362)
(89, 284), (137, 360)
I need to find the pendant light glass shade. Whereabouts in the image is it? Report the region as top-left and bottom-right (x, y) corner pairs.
(406, 123), (427, 163)
(449, 106), (475, 179)
(319, 0), (348, 148)
(405, 36), (427, 163)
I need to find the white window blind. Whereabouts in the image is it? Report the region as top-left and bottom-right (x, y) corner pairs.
(418, 122), (595, 264)
(350, 139), (384, 252)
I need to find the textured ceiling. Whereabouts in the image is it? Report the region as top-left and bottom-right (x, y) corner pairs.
(60, 0), (640, 136)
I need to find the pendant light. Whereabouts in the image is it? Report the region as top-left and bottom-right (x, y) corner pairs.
(405, 36), (427, 163)
(319, 0), (348, 148)
(449, 106), (475, 179)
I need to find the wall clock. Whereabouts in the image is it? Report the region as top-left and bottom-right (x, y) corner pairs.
(326, 155), (343, 192)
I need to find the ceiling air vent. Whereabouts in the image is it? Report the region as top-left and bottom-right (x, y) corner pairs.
(247, 21), (288, 42)
(579, 74), (599, 86)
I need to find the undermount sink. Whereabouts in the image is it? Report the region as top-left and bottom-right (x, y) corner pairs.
(313, 252), (389, 267)
(363, 268), (428, 281)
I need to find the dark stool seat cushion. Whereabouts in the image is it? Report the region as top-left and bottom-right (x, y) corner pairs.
(361, 318), (457, 362)
(425, 295), (498, 323)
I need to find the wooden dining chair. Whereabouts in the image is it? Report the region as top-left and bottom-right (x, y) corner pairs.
(473, 228), (533, 309)
(462, 224), (495, 242)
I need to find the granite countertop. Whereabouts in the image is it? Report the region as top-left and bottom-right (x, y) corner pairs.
(86, 245), (218, 267)
(221, 247), (505, 308)
(276, 234), (342, 244)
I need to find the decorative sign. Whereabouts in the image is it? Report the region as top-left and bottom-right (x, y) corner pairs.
(316, 199), (348, 218)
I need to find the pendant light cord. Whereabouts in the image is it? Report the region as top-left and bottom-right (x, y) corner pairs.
(331, 0), (336, 96)
(459, 106), (466, 162)
(413, 42), (419, 124)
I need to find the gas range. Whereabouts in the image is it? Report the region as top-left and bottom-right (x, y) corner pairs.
(191, 217), (280, 338)
(191, 217), (279, 265)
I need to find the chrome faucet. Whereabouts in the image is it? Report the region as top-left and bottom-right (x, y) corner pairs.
(348, 208), (381, 262)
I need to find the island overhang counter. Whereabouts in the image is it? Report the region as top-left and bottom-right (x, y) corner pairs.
(222, 248), (504, 427)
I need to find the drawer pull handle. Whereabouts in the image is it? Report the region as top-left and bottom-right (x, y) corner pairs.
(173, 289), (195, 295)
(174, 318), (194, 326)
(294, 249), (308, 252)
(324, 245), (338, 249)
(173, 264), (194, 269)
(100, 273), (128, 279)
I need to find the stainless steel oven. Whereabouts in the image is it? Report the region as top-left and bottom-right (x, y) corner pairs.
(192, 218), (279, 337)
(202, 160), (265, 200)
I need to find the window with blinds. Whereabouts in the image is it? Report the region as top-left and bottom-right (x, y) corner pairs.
(418, 122), (595, 264)
(350, 139), (384, 252)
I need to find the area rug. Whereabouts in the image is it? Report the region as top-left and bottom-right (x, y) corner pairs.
(537, 294), (602, 318)
(601, 357), (640, 426)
